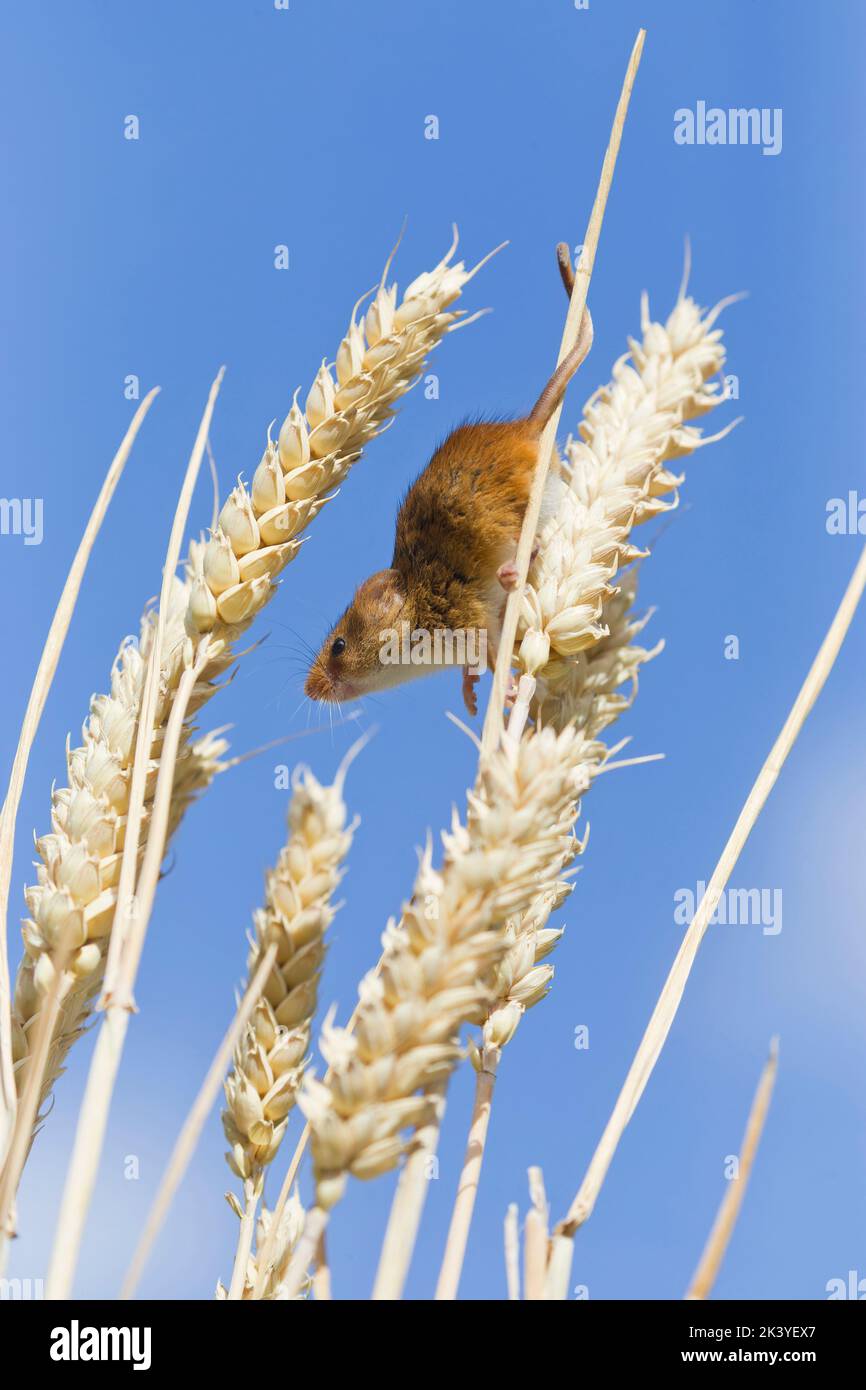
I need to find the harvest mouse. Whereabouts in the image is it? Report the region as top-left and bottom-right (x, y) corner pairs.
(305, 245), (592, 716)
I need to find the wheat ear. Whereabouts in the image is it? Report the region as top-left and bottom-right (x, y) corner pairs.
(45, 233), (494, 1297)
(7, 233), (490, 1178)
(278, 683), (580, 1296)
(221, 756), (358, 1297)
(434, 271), (736, 1296)
(45, 372), (226, 1299)
(542, 541), (866, 1299)
(520, 284), (739, 710)
(0, 390), (158, 1229)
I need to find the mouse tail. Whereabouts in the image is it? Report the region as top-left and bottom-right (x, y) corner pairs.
(527, 305), (593, 436)
(556, 241), (576, 298)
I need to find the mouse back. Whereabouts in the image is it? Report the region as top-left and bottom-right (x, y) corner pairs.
(393, 420), (539, 581)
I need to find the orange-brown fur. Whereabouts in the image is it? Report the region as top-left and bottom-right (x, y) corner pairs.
(305, 248), (592, 708)
(392, 420), (540, 634)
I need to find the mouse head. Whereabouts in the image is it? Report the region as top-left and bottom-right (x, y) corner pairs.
(305, 568), (408, 703)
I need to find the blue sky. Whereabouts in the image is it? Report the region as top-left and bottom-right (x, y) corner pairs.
(2, 0), (865, 1300)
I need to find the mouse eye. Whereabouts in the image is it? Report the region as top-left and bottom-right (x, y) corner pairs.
(330, 637), (346, 658)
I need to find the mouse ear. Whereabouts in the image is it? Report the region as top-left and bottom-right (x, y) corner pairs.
(357, 568), (406, 621)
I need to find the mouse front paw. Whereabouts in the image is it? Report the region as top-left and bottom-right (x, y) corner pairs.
(462, 668), (480, 716)
(496, 559), (520, 592)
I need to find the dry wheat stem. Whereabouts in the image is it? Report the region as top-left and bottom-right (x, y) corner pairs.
(524, 1166), (549, 1300)
(9, 238), (487, 1231)
(434, 1058), (497, 1299)
(120, 940), (278, 1300)
(371, 1076), (448, 1299)
(479, 26), (645, 760)
(228, 1174), (263, 1301)
(543, 540), (866, 1298)
(45, 999), (128, 1299)
(504, 1202), (520, 1300)
(45, 370), (224, 1299)
(0, 390), (159, 1169)
(313, 1233), (332, 1301)
(685, 1038), (779, 1300)
(111, 371), (226, 1011)
(283, 1203), (328, 1299)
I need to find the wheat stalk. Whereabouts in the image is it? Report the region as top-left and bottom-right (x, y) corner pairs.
(685, 1038), (779, 1299)
(479, 28), (645, 760)
(504, 1202), (520, 1300)
(541, 541), (866, 1299)
(523, 1167), (549, 1301)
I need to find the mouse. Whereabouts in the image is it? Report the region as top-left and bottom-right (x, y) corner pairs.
(305, 244), (592, 716)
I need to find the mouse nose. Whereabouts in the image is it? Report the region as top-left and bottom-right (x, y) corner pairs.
(305, 665), (331, 702)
